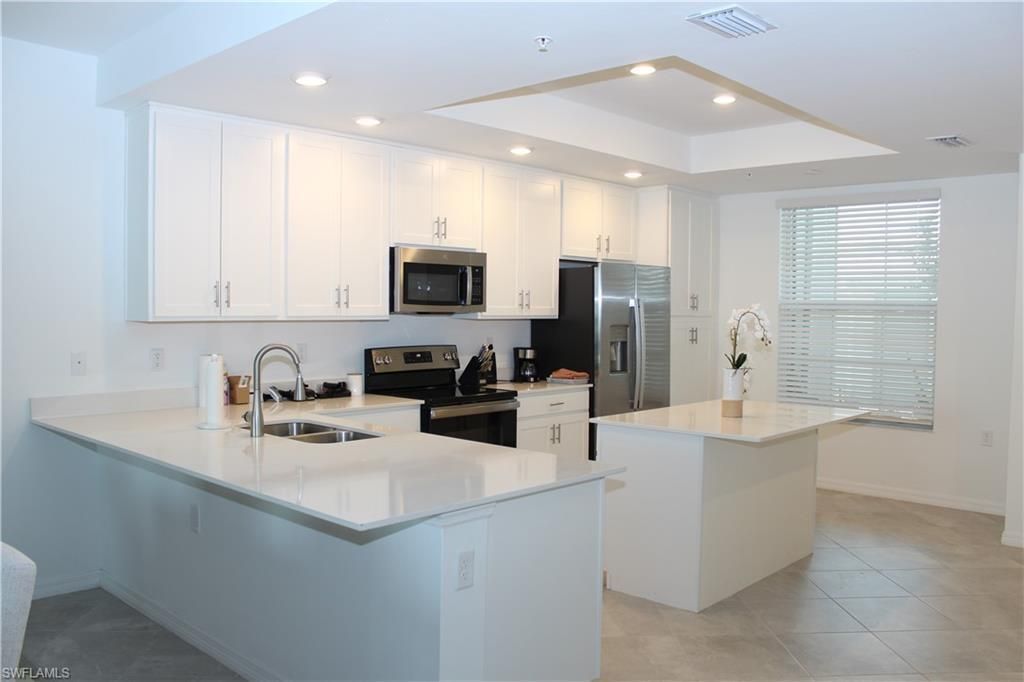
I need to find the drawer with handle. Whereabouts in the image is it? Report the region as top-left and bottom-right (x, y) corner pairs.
(516, 389), (589, 420)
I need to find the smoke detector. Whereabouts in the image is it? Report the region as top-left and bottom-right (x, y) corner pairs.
(534, 36), (553, 53)
(927, 135), (972, 148)
(687, 5), (777, 38)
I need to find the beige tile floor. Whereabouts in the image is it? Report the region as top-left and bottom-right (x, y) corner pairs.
(600, 490), (1024, 682)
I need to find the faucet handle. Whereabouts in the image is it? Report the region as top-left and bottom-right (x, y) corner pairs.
(294, 372), (308, 401)
(242, 410), (252, 425)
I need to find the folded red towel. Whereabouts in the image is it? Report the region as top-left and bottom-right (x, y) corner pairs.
(550, 368), (589, 380)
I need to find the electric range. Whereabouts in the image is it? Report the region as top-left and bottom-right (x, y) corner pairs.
(364, 344), (519, 446)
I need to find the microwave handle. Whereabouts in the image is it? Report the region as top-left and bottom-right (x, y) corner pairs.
(459, 266), (470, 305)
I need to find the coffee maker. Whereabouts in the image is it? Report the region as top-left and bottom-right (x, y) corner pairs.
(513, 347), (539, 383)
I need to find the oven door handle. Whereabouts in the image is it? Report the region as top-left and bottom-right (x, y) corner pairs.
(430, 400), (520, 420)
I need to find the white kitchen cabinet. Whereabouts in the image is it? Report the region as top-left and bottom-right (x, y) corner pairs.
(150, 108), (223, 319)
(561, 179), (636, 262)
(635, 187), (671, 267)
(515, 388), (590, 465)
(479, 167), (560, 319)
(601, 185), (637, 262)
(221, 121), (286, 318)
(390, 149), (482, 250)
(126, 106), (286, 321)
(286, 132), (344, 318)
(671, 316), (714, 405)
(668, 188), (716, 316)
(286, 133), (390, 319)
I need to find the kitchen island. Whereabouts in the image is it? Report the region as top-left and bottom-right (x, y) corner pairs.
(593, 400), (866, 613)
(33, 393), (620, 681)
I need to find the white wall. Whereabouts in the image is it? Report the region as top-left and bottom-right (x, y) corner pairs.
(1004, 156), (1023, 546)
(718, 173), (1021, 515)
(1, 38), (529, 590)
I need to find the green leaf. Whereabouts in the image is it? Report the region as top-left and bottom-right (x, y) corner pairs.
(735, 353), (747, 369)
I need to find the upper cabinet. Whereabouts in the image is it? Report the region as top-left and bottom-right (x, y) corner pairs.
(391, 149), (482, 250)
(285, 133), (389, 319)
(561, 179), (636, 262)
(126, 106), (285, 321)
(478, 166), (560, 319)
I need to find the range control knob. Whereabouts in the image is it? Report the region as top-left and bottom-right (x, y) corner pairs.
(383, 355), (392, 365)
(374, 356), (383, 365)
(442, 352), (451, 360)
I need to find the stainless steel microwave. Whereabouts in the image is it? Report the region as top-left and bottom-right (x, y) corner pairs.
(391, 247), (486, 314)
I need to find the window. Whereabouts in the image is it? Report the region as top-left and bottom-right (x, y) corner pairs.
(777, 192), (940, 427)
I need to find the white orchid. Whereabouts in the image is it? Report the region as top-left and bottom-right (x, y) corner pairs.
(725, 304), (773, 370)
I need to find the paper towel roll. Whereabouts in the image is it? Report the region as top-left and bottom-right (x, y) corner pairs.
(198, 354), (226, 429)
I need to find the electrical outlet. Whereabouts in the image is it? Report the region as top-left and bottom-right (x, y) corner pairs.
(981, 430), (994, 447)
(456, 550), (475, 590)
(297, 343), (309, 363)
(189, 504), (201, 534)
(70, 351), (87, 377)
(150, 348), (164, 371)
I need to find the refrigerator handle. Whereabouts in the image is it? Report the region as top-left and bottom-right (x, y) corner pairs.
(630, 298), (646, 411)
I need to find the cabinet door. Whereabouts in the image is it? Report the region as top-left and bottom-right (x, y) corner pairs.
(339, 140), (390, 318)
(668, 189), (692, 316)
(602, 185), (637, 262)
(635, 187), (669, 267)
(519, 172), (561, 317)
(670, 316), (713, 404)
(518, 419), (557, 455)
(152, 109), (222, 318)
(285, 132), (344, 317)
(220, 121), (285, 318)
(561, 179), (602, 259)
(437, 156), (482, 250)
(553, 417), (589, 466)
(481, 166), (521, 318)
(688, 196), (714, 314)
(391, 149), (438, 246)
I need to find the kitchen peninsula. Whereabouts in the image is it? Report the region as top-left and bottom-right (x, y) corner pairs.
(593, 400), (867, 612)
(32, 394), (620, 681)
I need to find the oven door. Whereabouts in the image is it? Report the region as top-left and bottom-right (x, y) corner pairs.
(392, 247), (486, 314)
(426, 400), (518, 447)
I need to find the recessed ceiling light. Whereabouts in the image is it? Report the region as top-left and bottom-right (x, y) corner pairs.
(630, 64), (657, 76)
(509, 145), (532, 156)
(624, 170), (643, 179)
(713, 94), (737, 105)
(354, 116), (382, 127)
(293, 72), (328, 87)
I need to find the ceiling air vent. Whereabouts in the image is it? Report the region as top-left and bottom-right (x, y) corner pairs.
(927, 135), (972, 148)
(687, 5), (777, 38)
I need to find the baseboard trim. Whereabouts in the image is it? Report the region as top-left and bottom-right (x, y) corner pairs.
(1001, 530), (1024, 548)
(99, 573), (279, 682)
(33, 570), (101, 599)
(817, 477), (1005, 516)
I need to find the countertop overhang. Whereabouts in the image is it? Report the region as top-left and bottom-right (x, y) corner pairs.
(33, 395), (621, 532)
(591, 400), (868, 443)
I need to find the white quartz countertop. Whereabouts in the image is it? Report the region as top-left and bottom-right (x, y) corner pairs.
(33, 396), (620, 532)
(591, 400), (868, 443)
(495, 381), (592, 394)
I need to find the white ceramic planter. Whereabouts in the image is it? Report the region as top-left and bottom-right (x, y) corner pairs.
(722, 368), (746, 400)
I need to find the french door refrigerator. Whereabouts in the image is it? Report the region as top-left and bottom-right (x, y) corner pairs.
(532, 260), (671, 457)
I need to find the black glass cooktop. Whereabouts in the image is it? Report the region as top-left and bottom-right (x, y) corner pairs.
(372, 385), (517, 408)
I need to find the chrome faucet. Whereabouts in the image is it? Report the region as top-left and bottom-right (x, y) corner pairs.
(248, 343), (306, 438)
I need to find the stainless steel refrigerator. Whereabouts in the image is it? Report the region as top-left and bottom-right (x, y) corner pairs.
(532, 261), (670, 456)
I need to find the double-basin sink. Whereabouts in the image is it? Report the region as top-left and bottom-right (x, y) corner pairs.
(256, 421), (380, 445)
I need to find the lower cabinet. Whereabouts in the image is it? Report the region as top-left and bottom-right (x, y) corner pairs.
(670, 316), (714, 404)
(515, 388), (590, 465)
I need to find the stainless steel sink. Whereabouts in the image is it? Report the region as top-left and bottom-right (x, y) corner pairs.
(253, 421), (380, 444)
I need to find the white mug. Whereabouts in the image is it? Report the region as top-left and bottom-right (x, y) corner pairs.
(347, 373), (364, 396)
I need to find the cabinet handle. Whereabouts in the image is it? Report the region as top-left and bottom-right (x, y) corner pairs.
(690, 327), (699, 344)
(433, 217), (441, 239)
(550, 423), (556, 445)
(690, 293), (699, 311)
(596, 234), (602, 252)
(605, 236), (611, 254)
(519, 290), (524, 309)
(225, 281), (232, 308)
(549, 401), (565, 407)
(525, 289), (531, 309)
(213, 281), (220, 308)
(344, 284), (351, 309)
(556, 423), (562, 444)
(441, 217), (448, 240)
(334, 285), (342, 308)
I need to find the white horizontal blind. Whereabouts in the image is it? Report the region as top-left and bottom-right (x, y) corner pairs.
(778, 197), (940, 427)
